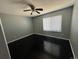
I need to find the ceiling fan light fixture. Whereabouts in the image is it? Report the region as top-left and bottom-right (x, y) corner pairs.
(23, 2), (43, 15)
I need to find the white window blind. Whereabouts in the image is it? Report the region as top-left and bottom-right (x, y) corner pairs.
(43, 15), (62, 32)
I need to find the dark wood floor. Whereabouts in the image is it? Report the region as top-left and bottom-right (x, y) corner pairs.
(8, 34), (74, 59)
(27, 51), (73, 59)
(28, 51), (56, 59)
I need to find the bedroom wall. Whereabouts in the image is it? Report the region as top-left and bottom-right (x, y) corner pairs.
(0, 14), (33, 43)
(0, 23), (10, 59)
(70, 0), (78, 58)
(32, 6), (73, 38)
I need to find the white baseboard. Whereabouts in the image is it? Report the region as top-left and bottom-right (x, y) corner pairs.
(8, 33), (33, 44)
(8, 33), (69, 44)
(34, 33), (69, 41)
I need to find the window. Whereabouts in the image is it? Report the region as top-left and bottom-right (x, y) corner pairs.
(43, 15), (62, 32)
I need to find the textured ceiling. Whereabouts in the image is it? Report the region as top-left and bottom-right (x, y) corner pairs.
(0, 0), (74, 17)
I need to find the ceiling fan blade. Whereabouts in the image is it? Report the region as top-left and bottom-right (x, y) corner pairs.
(24, 9), (31, 12)
(35, 8), (43, 11)
(31, 12), (33, 15)
(36, 11), (40, 14)
(27, 3), (35, 11)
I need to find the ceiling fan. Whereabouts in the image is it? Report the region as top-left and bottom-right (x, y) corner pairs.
(11, 0), (43, 15)
(24, 3), (43, 15)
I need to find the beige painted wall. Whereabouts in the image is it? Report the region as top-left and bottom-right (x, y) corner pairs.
(70, 0), (78, 59)
(33, 7), (73, 38)
(0, 23), (10, 59)
(0, 14), (33, 43)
